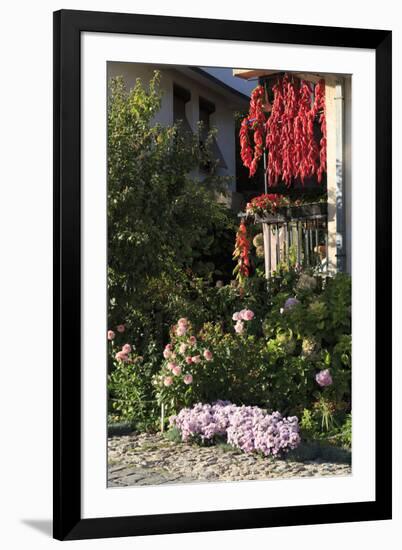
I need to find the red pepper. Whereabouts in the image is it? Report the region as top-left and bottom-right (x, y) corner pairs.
(233, 220), (251, 285)
(240, 77), (327, 187)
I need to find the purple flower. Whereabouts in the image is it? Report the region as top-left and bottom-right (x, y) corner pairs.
(170, 402), (300, 456)
(315, 369), (333, 387)
(284, 297), (300, 310)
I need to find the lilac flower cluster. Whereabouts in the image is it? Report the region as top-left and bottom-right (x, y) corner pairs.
(170, 401), (300, 457)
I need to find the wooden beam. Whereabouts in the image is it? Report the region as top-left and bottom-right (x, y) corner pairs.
(233, 69), (276, 79)
(233, 68), (327, 84)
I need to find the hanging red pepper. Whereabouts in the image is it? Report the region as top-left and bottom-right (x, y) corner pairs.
(233, 220), (251, 285)
(281, 75), (299, 186)
(294, 80), (319, 183)
(239, 117), (253, 171)
(312, 79), (327, 183)
(239, 85), (267, 177)
(240, 76), (327, 186)
(266, 78), (285, 185)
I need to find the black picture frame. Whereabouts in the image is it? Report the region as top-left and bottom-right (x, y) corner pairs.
(53, 9), (392, 541)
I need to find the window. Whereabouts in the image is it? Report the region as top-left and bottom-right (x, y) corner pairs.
(199, 97), (227, 170)
(173, 83), (192, 134)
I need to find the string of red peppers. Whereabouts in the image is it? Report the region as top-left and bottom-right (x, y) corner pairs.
(239, 76), (327, 186)
(232, 220), (251, 285)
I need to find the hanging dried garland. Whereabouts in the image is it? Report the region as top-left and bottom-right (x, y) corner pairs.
(240, 85), (267, 177)
(240, 75), (327, 187)
(233, 219), (251, 285)
(294, 80), (319, 183)
(312, 79), (327, 183)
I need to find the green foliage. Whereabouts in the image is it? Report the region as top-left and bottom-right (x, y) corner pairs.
(300, 405), (352, 450)
(108, 72), (236, 364)
(164, 426), (182, 444)
(108, 347), (160, 430)
(137, 268), (351, 435)
(261, 271), (352, 414)
(287, 441), (351, 464)
(337, 413), (352, 448)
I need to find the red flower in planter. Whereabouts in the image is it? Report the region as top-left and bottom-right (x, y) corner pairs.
(246, 193), (289, 217)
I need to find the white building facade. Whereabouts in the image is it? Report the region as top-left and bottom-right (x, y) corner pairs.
(108, 62), (249, 207)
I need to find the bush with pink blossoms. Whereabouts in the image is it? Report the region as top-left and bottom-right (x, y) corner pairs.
(154, 318), (216, 411)
(156, 318), (273, 415)
(170, 402), (301, 457)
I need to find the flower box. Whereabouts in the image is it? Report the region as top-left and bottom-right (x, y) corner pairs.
(282, 202), (327, 220)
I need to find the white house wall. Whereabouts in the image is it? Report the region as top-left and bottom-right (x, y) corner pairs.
(108, 62), (241, 192)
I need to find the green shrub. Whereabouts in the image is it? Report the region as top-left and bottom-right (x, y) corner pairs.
(108, 345), (160, 430)
(107, 72), (237, 371)
(261, 271), (352, 414)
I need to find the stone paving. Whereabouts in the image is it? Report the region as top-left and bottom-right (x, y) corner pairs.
(108, 432), (351, 487)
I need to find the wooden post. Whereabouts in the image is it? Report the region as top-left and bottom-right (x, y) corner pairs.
(325, 76), (338, 274)
(262, 222), (271, 279)
(160, 402), (165, 433)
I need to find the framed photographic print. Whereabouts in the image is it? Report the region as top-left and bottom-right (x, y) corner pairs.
(53, 9), (392, 541)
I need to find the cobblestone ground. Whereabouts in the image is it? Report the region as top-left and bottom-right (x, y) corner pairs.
(108, 433), (351, 487)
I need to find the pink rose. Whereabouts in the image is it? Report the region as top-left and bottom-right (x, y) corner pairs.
(242, 309), (255, 321)
(192, 355), (201, 364)
(165, 344), (173, 351)
(178, 317), (188, 327)
(107, 330), (115, 341)
(179, 343), (187, 354)
(164, 376), (173, 387)
(115, 351), (128, 362)
(122, 343), (131, 354)
(234, 320), (244, 334)
(232, 312), (241, 321)
(176, 325), (187, 336)
(172, 365), (182, 376)
(116, 324), (125, 333)
(203, 350), (213, 361)
(239, 309), (248, 320)
(167, 362), (176, 371)
(163, 348), (172, 359)
(185, 356), (193, 364)
(183, 374), (193, 385)
(315, 369), (333, 387)
(188, 336), (197, 346)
